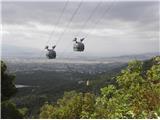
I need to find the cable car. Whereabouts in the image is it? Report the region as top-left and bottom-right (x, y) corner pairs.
(73, 37), (85, 52)
(45, 45), (56, 59)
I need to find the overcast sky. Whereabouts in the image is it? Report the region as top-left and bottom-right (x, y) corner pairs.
(1, 0), (160, 57)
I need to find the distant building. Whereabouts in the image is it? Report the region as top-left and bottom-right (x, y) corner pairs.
(86, 80), (90, 86)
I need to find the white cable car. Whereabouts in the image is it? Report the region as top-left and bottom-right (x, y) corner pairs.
(45, 45), (56, 59)
(73, 38), (85, 52)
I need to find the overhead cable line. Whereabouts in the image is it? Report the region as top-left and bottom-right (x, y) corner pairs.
(54, 1), (116, 80)
(47, 0), (69, 46)
(55, 0), (83, 46)
(82, 1), (116, 64)
(39, 0), (69, 59)
(74, 1), (102, 37)
(58, 1), (102, 59)
(84, 1), (116, 39)
(58, 1), (102, 58)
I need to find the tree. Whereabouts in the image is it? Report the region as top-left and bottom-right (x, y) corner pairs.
(1, 61), (17, 101)
(39, 56), (160, 119)
(1, 61), (23, 119)
(81, 93), (95, 118)
(40, 91), (95, 119)
(1, 101), (23, 119)
(94, 56), (160, 118)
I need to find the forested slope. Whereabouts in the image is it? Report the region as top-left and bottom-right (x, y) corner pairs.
(40, 56), (160, 119)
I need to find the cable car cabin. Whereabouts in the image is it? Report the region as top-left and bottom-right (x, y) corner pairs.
(73, 37), (85, 52)
(46, 50), (56, 59)
(45, 46), (56, 59)
(73, 42), (84, 51)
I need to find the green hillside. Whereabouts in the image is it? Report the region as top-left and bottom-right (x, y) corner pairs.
(40, 56), (160, 119)
(1, 56), (160, 119)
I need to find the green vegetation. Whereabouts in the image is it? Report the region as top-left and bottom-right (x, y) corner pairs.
(1, 61), (17, 101)
(11, 62), (126, 118)
(93, 57), (160, 118)
(40, 91), (95, 119)
(39, 56), (160, 119)
(1, 101), (23, 119)
(1, 61), (26, 119)
(1, 56), (159, 118)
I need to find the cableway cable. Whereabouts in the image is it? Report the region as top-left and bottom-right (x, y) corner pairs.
(47, 0), (69, 46)
(84, 1), (116, 39)
(55, 0), (83, 46)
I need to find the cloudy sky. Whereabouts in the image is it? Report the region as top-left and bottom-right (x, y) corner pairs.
(1, 0), (160, 57)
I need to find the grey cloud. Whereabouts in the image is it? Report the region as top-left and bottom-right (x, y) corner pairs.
(2, 1), (102, 25)
(2, 1), (159, 56)
(3, 1), (158, 25)
(105, 1), (158, 21)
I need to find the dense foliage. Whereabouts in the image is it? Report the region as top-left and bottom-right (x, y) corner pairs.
(40, 91), (95, 119)
(1, 61), (17, 101)
(1, 61), (24, 119)
(1, 101), (24, 119)
(94, 56), (160, 118)
(40, 56), (160, 119)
